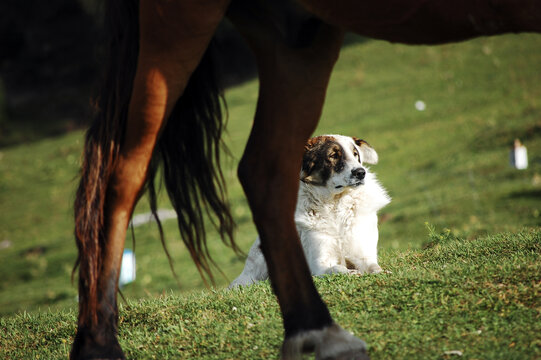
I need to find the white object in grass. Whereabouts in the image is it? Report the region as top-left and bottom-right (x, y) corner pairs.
(415, 100), (426, 111)
(510, 139), (528, 170)
(119, 249), (136, 287)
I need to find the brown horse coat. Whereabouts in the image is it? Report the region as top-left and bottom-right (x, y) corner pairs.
(71, 0), (541, 359)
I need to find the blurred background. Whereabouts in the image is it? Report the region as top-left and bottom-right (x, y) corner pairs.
(0, 0), (540, 317)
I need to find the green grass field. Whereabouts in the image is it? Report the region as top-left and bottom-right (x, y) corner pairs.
(1, 229), (539, 359)
(1, 33), (540, 358)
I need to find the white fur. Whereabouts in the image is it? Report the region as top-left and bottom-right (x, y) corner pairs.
(230, 135), (390, 287)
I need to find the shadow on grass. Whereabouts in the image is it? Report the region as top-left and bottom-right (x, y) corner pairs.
(507, 189), (541, 199)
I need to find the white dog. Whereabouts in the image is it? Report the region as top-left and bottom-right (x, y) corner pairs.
(230, 134), (391, 287)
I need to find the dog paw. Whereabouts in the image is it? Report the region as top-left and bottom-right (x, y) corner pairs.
(281, 323), (369, 360)
(367, 264), (383, 274)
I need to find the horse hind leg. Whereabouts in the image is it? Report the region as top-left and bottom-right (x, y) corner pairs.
(71, 0), (229, 358)
(229, 6), (368, 358)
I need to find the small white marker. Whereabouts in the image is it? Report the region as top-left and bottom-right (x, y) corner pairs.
(510, 139), (528, 170)
(119, 249), (136, 287)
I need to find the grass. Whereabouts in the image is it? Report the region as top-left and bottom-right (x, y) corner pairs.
(0, 32), (540, 357)
(1, 229), (539, 359)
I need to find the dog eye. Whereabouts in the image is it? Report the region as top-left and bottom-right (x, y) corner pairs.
(353, 151), (360, 161)
(329, 152), (339, 159)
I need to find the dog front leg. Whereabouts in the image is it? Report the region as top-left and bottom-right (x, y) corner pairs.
(345, 215), (382, 275)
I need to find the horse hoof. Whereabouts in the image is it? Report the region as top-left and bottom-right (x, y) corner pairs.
(70, 327), (126, 360)
(281, 323), (369, 360)
(70, 344), (125, 360)
(70, 347), (125, 360)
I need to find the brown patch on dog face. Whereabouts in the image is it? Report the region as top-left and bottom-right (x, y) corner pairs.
(301, 136), (345, 186)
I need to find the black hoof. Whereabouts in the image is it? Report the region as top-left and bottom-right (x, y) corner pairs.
(70, 326), (126, 360)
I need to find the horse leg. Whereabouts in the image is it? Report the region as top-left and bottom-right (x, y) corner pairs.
(229, 11), (368, 358)
(298, 0), (541, 44)
(71, 1), (229, 358)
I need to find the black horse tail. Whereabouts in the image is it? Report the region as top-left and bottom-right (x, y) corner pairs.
(74, 0), (237, 327)
(147, 36), (238, 285)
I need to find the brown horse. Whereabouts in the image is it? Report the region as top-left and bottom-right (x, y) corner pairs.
(71, 0), (541, 359)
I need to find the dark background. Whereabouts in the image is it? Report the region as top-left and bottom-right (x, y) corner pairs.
(0, 0), (258, 147)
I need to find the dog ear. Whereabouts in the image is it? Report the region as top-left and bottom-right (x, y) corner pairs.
(353, 137), (378, 164)
(301, 169), (323, 185)
(300, 167), (321, 185)
(300, 156), (321, 185)
(301, 139), (323, 185)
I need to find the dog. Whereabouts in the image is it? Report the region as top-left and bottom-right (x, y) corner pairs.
(230, 134), (391, 287)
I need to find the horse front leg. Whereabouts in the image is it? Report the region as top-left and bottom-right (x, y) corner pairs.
(231, 15), (369, 358)
(71, 1), (229, 359)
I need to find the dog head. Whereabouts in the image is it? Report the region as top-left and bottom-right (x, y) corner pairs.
(300, 134), (378, 193)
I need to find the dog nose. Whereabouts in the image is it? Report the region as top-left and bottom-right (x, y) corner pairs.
(351, 167), (366, 180)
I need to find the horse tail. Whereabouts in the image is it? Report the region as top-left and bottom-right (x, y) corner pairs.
(74, 0), (236, 327)
(73, 0), (139, 326)
(146, 38), (239, 284)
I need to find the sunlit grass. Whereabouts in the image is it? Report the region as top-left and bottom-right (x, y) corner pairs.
(1, 229), (539, 359)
